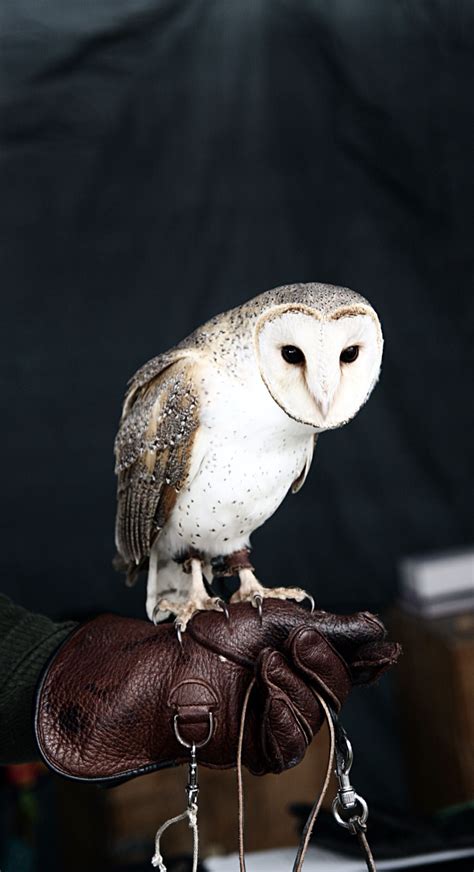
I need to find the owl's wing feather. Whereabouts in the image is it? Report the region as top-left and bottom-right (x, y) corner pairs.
(291, 434), (318, 493)
(114, 352), (201, 582)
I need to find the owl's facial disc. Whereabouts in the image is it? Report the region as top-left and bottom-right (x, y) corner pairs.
(254, 304), (383, 430)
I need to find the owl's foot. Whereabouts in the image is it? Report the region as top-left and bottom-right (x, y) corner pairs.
(155, 594), (228, 635)
(230, 569), (315, 617)
(152, 557), (228, 637)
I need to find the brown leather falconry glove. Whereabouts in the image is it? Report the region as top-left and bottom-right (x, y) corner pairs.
(35, 600), (400, 784)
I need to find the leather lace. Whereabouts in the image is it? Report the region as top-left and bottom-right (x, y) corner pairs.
(236, 681), (376, 872)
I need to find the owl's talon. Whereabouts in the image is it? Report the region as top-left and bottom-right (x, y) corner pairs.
(216, 598), (230, 621)
(175, 621), (184, 647)
(252, 593), (263, 624)
(152, 603), (162, 625)
(304, 593), (315, 613)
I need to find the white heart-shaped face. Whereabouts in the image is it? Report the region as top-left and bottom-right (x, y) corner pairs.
(254, 303), (383, 430)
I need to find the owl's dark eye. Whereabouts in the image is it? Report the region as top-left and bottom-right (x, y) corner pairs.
(340, 345), (359, 364)
(281, 345), (305, 365)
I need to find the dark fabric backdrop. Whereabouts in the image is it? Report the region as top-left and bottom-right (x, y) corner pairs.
(1, 0), (473, 810)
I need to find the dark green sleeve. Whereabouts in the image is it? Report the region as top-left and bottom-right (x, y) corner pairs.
(0, 594), (77, 764)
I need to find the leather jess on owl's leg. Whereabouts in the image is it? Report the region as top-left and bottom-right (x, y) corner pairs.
(210, 548), (313, 609)
(210, 548), (255, 579)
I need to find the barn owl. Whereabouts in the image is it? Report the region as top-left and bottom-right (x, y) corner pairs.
(114, 283), (383, 632)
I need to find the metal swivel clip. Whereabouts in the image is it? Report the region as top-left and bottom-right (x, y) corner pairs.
(186, 743), (199, 809)
(332, 732), (369, 835)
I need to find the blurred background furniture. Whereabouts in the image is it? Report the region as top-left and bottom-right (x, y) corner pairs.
(392, 606), (473, 813)
(392, 547), (474, 813)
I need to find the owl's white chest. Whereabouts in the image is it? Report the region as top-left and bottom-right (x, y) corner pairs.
(160, 364), (314, 559)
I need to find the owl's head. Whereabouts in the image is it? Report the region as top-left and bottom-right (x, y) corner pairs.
(253, 284), (383, 430)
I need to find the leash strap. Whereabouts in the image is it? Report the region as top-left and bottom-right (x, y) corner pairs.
(236, 684), (377, 872)
(237, 678), (257, 872)
(291, 691), (336, 872)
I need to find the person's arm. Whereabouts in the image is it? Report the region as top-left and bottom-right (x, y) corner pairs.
(0, 594), (76, 764)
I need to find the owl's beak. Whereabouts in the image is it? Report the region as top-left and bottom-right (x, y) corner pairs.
(306, 380), (331, 419)
(305, 362), (335, 420)
(316, 396), (330, 419)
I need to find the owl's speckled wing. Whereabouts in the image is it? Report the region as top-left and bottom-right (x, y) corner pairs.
(114, 353), (201, 583)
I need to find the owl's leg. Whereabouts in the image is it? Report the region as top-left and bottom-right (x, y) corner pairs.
(230, 568), (265, 603)
(145, 544), (160, 621)
(231, 568), (314, 612)
(157, 558), (228, 633)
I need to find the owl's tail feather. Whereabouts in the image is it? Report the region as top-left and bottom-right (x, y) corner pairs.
(112, 551), (148, 588)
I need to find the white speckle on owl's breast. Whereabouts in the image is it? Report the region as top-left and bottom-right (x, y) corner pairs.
(159, 361), (313, 559)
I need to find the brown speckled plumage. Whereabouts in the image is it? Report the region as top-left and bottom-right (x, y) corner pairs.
(115, 359), (200, 580)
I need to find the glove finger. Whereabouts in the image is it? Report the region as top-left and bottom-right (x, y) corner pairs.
(287, 625), (352, 710)
(349, 640), (402, 684)
(259, 647), (324, 737)
(253, 648), (324, 774)
(310, 610), (387, 658)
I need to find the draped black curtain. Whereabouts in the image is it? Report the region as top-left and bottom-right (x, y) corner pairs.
(1, 0), (472, 809)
